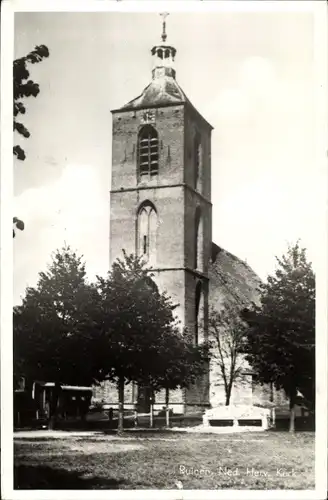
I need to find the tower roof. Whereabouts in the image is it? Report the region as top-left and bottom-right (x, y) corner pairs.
(119, 75), (190, 111)
(114, 76), (213, 130)
(112, 14), (213, 129)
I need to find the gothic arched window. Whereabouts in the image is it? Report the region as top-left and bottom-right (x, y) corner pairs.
(138, 125), (159, 179)
(194, 206), (203, 271)
(137, 202), (158, 265)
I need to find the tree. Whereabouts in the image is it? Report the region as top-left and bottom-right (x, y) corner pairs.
(242, 242), (315, 432)
(86, 251), (210, 433)
(87, 252), (177, 432)
(140, 327), (210, 427)
(14, 248), (211, 432)
(209, 303), (248, 406)
(14, 245), (95, 428)
(13, 45), (50, 236)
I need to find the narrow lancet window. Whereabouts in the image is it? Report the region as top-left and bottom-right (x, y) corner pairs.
(193, 133), (202, 192)
(137, 202), (158, 265)
(195, 281), (202, 345)
(194, 206), (203, 271)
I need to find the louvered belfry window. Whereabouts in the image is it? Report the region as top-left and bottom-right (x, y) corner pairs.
(138, 125), (159, 179)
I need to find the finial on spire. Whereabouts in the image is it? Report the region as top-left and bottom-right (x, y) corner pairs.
(160, 12), (169, 42)
(151, 13), (176, 80)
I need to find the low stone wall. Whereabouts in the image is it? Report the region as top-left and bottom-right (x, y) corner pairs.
(203, 405), (271, 431)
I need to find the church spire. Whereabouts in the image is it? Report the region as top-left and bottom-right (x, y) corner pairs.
(151, 13), (176, 80)
(161, 12), (168, 42)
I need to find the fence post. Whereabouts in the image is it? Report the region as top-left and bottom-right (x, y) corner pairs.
(150, 404), (154, 428)
(271, 407), (276, 427)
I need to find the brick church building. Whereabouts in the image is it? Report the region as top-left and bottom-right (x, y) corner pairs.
(94, 19), (285, 414)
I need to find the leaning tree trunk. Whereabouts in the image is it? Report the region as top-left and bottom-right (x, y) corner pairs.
(117, 376), (125, 434)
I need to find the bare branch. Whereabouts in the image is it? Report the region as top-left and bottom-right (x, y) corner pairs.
(209, 303), (248, 405)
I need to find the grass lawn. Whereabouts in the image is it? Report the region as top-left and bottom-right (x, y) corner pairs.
(14, 430), (315, 490)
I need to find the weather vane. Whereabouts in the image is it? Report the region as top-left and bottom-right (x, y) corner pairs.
(160, 12), (169, 42)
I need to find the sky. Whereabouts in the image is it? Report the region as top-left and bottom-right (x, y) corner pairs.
(13, 6), (324, 305)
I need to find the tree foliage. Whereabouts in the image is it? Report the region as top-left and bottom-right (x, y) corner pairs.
(146, 327), (209, 394)
(85, 252), (180, 385)
(13, 217), (25, 238)
(14, 44), (50, 161)
(14, 245), (95, 387)
(209, 303), (248, 406)
(14, 249), (209, 430)
(242, 242), (315, 430)
(85, 252), (210, 431)
(84, 252), (208, 388)
(13, 44), (49, 237)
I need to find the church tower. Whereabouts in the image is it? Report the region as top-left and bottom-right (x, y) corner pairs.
(110, 15), (213, 411)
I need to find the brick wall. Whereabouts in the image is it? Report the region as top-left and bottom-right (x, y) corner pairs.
(111, 105), (185, 191)
(184, 189), (212, 274)
(183, 105), (212, 201)
(110, 186), (186, 269)
(92, 380), (185, 414)
(92, 380), (136, 406)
